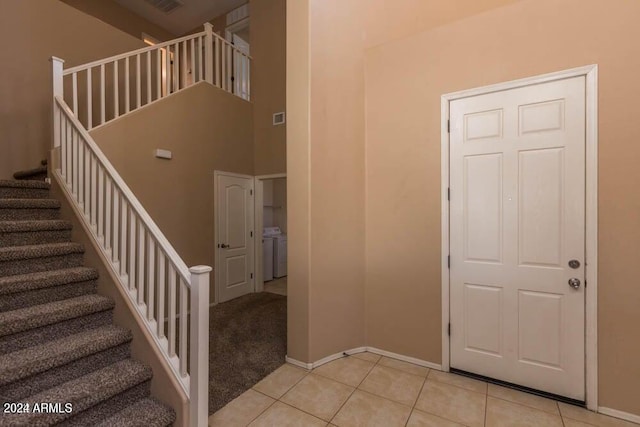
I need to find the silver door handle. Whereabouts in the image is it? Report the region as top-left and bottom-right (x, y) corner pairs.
(568, 278), (581, 289)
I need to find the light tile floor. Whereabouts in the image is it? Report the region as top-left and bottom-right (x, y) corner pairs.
(263, 277), (287, 296)
(209, 352), (639, 427)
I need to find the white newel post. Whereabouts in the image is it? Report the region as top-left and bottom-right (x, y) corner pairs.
(204, 23), (214, 85)
(50, 57), (65, 149)
(189, 265), (211, 427)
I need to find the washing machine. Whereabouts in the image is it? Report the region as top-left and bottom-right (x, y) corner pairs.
(264, 227), (287, 278)
(273, 233), (287, 278)
(262, 237), (274, 281)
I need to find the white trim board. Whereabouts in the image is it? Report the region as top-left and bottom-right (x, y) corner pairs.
(440, 65), (599, 409)
(286, 347), (442, 371)
(598, 407), (640, 424)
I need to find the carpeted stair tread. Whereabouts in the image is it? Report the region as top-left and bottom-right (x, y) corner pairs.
(0, 242), (83, 262)
(0, 325), (132, 386)
(0, 219), (72, 233)
(0, 179), (50, 190)
(0, 267), (98, 296)
(94, 397), (176, 427)
(0, 294), (114, 337)
(0, 198), (59, 209)
(0, 359), (152, 426)
(13, 165), (48, 180)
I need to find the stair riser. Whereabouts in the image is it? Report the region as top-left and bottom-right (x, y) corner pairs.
(0, 279), (97, 313)
(59, 381), (151, 427)
(0, 309), (112, 356)
(0, 253), (83, 277)
(0, 343), (130, 403)
(0, 187), (49, 199)
(14, 173), (47, 182)
(0, 229), (71, 248)
(0, 208), (60, 221)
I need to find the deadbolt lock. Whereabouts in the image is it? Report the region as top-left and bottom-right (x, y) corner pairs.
(568, 259), (580, 269)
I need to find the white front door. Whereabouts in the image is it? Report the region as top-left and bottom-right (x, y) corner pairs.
(216, 173), (255, 303)
(449, 76), (586, 400)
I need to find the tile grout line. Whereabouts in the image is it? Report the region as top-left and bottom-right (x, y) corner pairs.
(327, 353), (382, 426)
(244, 365), (312, 426)
(484, 387), (489, 427)
(403, 368), (431, 427)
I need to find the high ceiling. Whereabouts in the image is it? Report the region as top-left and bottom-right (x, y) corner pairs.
(114, 0), (247, 35)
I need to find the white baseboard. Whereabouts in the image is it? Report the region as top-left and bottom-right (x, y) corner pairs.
(286, 347), (442, 371)
(598, 407), (640, 424)
(365, 347), (443, 371)
(285, 356), (312, 370)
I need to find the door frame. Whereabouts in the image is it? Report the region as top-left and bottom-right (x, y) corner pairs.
(254, 173), (287, 293)
(213, 170), (256, 304)
(440, 65), (599, 409)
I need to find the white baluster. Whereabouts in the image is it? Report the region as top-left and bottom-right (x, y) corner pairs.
(190, 38), (196, 84)
(105, 178), (111, 250)
(136, 54), (141, 108)
(72, 130), (78, 195)
(114, 61), (119, 119)
(165, 46), (171, 95)
(72, 72), (78, 115)
(100, 64), (105, 125)
(91, 156), (97, 226)
(158, 255), (166, 337)
(168, 265), (176, 357)
(138, 225), (145, 304)
(113, 190), (119, 262)
(148, 238), (155, 321)
(156, 50), (161, 101)
(78, 141), (84, 206)
(61, 112), (66, 180)
(97, 165), (104, 238)
(173, 43), (179, 92)
(121, 201), (128, 278)
(179, 280), (187, 376)
(147, 51), (152, 104)
(87, 68), (93, 129)
(189, 265), (211, 427)
(129, 211), (136, 290)
(125, 57), (130, 113)
(84, 146), (90, 217)
(221, 42), (226, 91)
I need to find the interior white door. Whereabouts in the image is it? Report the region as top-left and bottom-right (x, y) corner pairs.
(449, 76), (586, 400)
(232, 34), (250, 100)
(217, 173), (254, 303)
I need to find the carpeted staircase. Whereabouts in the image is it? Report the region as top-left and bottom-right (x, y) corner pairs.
(0, 172), (176, 426)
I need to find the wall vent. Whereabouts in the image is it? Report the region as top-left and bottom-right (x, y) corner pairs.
(226, 4), (250, 25)
(144, 0), (184, 14)
(273, 112), (286, 126)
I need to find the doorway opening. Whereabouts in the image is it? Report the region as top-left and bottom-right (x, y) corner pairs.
(254, 174), (287, 297)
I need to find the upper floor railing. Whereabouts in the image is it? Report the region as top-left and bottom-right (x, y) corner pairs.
(61, 23), (251, 131)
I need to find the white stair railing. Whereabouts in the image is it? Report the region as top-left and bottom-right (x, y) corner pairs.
(51, 59), (210, 426)
(61, 23), (252, 131)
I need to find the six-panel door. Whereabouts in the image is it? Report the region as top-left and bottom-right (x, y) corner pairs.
(449, 76), (586, 400)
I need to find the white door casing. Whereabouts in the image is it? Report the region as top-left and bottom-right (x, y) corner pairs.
(448, 76), (587, 400)
(215, 172), (255, 303)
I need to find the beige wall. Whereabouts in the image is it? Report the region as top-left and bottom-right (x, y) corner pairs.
(90, 83), (254, 302)
(287, 0), (366, 362)
(251, 0), (287, 175)
(364, 0), (640, 416)
(0, 0), (146, 179)
(197, 1), (286, 175)
(61, 0), (176, 41)
(288, 0), (640, 416)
